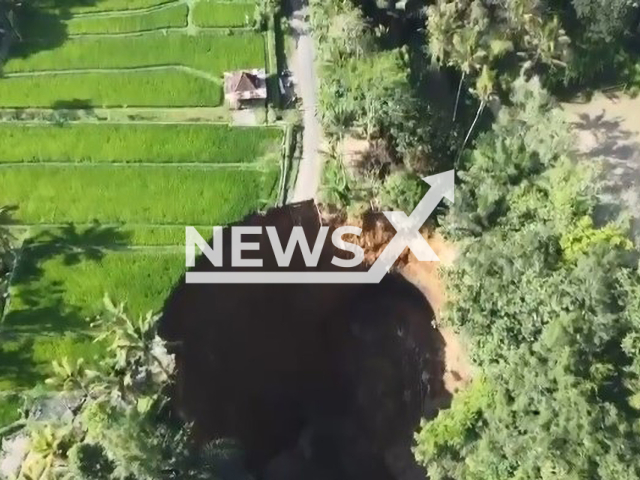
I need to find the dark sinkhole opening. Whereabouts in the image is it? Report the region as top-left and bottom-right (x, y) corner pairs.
(158, 202), (448, 480)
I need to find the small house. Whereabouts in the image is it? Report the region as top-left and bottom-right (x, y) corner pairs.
(223, 69), (268, 110)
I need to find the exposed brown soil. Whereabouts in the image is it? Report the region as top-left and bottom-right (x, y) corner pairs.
(400, 234), (472, 397)
(159, 201), (468, 480)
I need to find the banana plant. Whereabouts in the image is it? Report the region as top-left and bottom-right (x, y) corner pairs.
(15, 423), (73, 480)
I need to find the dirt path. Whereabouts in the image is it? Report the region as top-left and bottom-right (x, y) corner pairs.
(563, 92), (640, 242)
(0, 106), (230, 123)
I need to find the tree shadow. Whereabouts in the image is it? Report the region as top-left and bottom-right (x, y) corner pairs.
(573, 111), (636, 162)
(17, 222), (132, 280)
(7, 3), (69, 61)
(0, 337), (46, 389)
(51, 99), (93, 110)
(572, 111), (640, 242)
(1, 0), (106, 66)
(4, 223), (132, 333)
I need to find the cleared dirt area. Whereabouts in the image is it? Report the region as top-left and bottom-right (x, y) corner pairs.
(563, 92), (640, 241)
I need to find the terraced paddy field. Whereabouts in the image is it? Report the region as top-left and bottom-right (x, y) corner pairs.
(66, 3), (189, 34)
(0, 70), (224, 108)
(6, 32), (265, 77)
(5, 0), (263, 107)
(0, 124), (281, 163)
(0, 0), (284, 413)
(0, 124), (282, 391)
(34, 0), (177, 14)
(1, 247), (187, 389)
(193, 0), (256, 27)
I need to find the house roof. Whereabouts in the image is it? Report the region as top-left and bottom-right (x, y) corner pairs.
(228, 72), (260, 93)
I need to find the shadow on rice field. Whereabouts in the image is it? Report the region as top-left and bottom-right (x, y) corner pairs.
(0, 224), (133, 389)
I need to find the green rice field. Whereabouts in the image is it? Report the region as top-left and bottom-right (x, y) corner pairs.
(0, 70), (223, 107)
(34, 0), (177, 14)
(67, 3), (188, 34)
(0, 0), (284, 398)
(1, 249), (186, 389)
(6, 32), (266, 78)
(0, 124), (281, 163)
(193, 1), (255, 27)
(16, 224), (213, 247)
(0, 165), (280, 224)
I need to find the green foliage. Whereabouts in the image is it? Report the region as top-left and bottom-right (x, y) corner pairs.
(1, 249), (186, 389)
(0, 123), (281, 164)
(415, 77), (640, 480)
(193, 1), (255, 28)
(0, 393), (24, 430)
(310, 0), (373, 64)
(17, 422), (74, 479)
(560, 216), (633, 262)
(94, 295), (175, 391)
(253, 0), (280, 30)
(427, 0), (570, 99)
(571, 0), (638, 43)
(6, 32), (266, 78)
(377, 170), (427, 214)
(65, 4), (188, 34)
(67, 443), (115, 480)
(318, 49), (412, 140)
(310, 0), (461, 212)
(321, 155), (354, 209)
(413, 378), (490, 476)
(13, 299), (237, 479)
(445, 77), (578, 237)
(0, 70), (224, 108)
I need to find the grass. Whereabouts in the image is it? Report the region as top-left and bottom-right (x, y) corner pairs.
(66, 3), (188, 34)
(0, 165), (280, 224)
(6, 32), (266, 78)
(0, 70), (223, 107)
(0, 394), (22, 429)
(0, 124), (282, 163)
(1, 249), (186, 389)
(193, 1), (255, 27)
(32, 0), (177, 14)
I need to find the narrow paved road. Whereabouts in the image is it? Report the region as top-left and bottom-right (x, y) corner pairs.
(290, 6), (323, 202)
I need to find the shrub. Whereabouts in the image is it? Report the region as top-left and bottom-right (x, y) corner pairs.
(377, 170), (427, 214)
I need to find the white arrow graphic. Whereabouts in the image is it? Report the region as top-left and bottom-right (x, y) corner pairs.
(185, 170), (454, 284)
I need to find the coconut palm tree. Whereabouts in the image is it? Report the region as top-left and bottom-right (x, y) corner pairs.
(456, 64), (495, 161)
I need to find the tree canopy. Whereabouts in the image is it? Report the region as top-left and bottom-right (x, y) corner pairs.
(414, 77), (640, 480)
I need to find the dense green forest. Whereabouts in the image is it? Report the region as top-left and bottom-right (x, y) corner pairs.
(314, 0), (640, 479)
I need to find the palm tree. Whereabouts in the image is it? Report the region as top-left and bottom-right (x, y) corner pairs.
(92, 296), (174, 391)
(456, 65), (495, 162)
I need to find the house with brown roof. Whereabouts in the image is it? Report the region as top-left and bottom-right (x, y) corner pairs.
(223, 69), (268, 110)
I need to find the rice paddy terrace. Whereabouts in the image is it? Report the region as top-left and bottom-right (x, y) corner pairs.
(0, 0), (287, 422)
